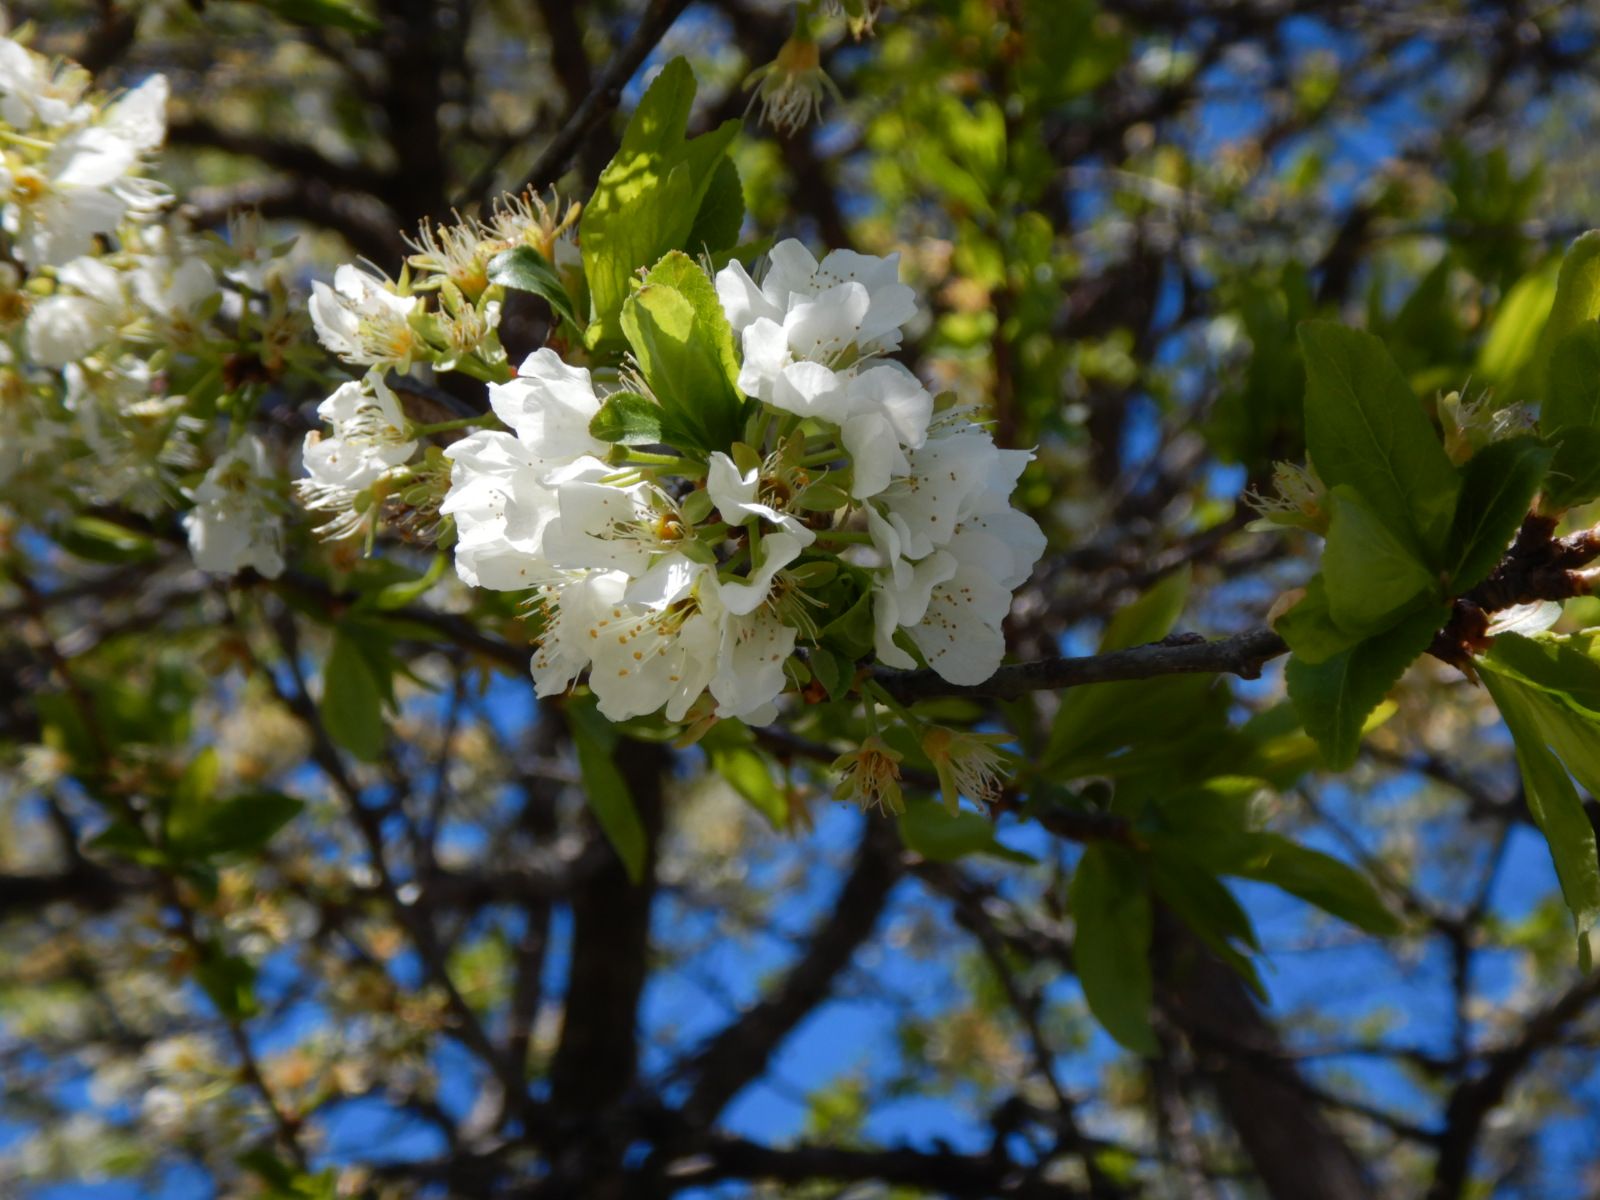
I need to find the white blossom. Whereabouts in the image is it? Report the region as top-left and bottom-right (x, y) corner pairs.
(296, 375), (417, 534)
(308, 264), (420, 367)
(183, 434), (284, 579)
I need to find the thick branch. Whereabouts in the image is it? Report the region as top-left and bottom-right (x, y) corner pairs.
(547, 741), (667, 1117)
(661, 1135), (1084, 1198)
(679, 816), (903, 1125)
(1158, 919), (1376, 1200)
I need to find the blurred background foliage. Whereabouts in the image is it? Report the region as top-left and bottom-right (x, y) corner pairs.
(7, 1), (1600, 1197)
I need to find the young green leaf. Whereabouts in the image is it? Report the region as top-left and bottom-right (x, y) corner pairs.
(710, 744), (787, 829)
(1543, 425), (1600, 513)
(487, 245), (578, 331)
(1544, 323), (1600, 435)
(1322, 484), (1437, 633)
(1286, 602), (1448, 770)
(567, 700), (647, 884)
(1297, 321), (1459, 557)
(580, 58), (739, 350)
(371, 552), (448, 612)
(1149, 849), (1265, 999)
(1476, 256), (1559, 386)
(588, 391), (667, 445)
(1232, 835), (1401, 935)
(1480, 668), (1600, 947)
(321, 632), (387, 761)
(620, 250), (747, 452)
(1534, 231), (1600, 399)
(1443, 437), (1551, 592)
(196, 947), (259, 1020)
(1274, 576), (1365, 665)
(1099, 564), (1189, 651)
(1071, 844), (1157, 1055)
(686, 156), (745, 257)
(897, 799), (1033, 864)
(251, 0), (381, 34)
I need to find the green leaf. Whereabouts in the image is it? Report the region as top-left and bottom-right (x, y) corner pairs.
(1298, 321), (1460, 557)
(897, 799), (1033, 864)
(620, 250), (746, 452)
(1477, 256), (1560, 387)
(251, 0), (380, 34)
(371, 552), (447, 611)
(1149, 850), (1264, 999)
(1322, 485), (1436, 633)
(487, 245), (579, 330)
(1046, 675), (1231, 779)
(196, 948), (259, 1020)
(809, 646), (847, 700)
(1444, 437), (1551, 591)
(57, 515), (159, 565)
(1480, 632), (1600, 719)
(1543, 322), (1600, 435)
(170, 791), (304, 860)
(686, 155), (745, 256)
(1231, 835), (1401, 935)
(1543, 425), (1600, 512)
(1100, 565), (1189, 651)
(1071, 845), (1157, 1055)
(588, 391), (668, 445)
(1274, 576), (1365, 666)
(1534, 231), (1600, 399)
(1286, 602), (1448, 770)
(793, 479), (853, 512)
(710, 744), (787, 828)
(567, 700), (647, 883)
(580, 58), (739, 349)
(1479, 667), (1600, 943)
(86, 819), (168, 868)
(820, 589), (878, 660)
(320, 633), (386, 761)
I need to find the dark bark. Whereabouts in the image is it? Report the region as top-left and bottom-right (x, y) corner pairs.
(678, 815), (903, 1125)
(547, 741), (667, 1116)
(1158, 922), (1375, 1200)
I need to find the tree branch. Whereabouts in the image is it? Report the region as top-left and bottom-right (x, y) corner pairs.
(875, 628), (1288, 703)
(504, 0), (697, 201)
(658, 1134), (1086, 1198)
(677, 816), (903, 1125)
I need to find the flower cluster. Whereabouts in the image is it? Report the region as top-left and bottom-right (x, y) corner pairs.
(0, 34), (296, 579)
(297, 194), (581, 541)
(425, 239), (1044, 726)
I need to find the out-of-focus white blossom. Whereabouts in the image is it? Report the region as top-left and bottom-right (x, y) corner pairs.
(184, 434), (284, 578)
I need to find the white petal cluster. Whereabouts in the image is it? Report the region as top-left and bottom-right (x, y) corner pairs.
(435, 239), (1043, 725)
(309, 264), (420, 368)
(295, 373), (418, 538)
(859, 418), (1046, 684)
(0, 35), (298, 587)
(183, 434), (285, 579)
(0, 40), (168, 268)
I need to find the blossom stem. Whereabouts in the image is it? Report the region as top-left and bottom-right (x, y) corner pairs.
(864, 679), (922, 731)
(800, 447), (844, 467)
(0, 128), (52, 151)
(452, 355), (515, 384)
(812, 530), (873, 545)
(622, 450), (707, 476)
(751, 407), (778, 452)
(411, 414), (494, 436)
